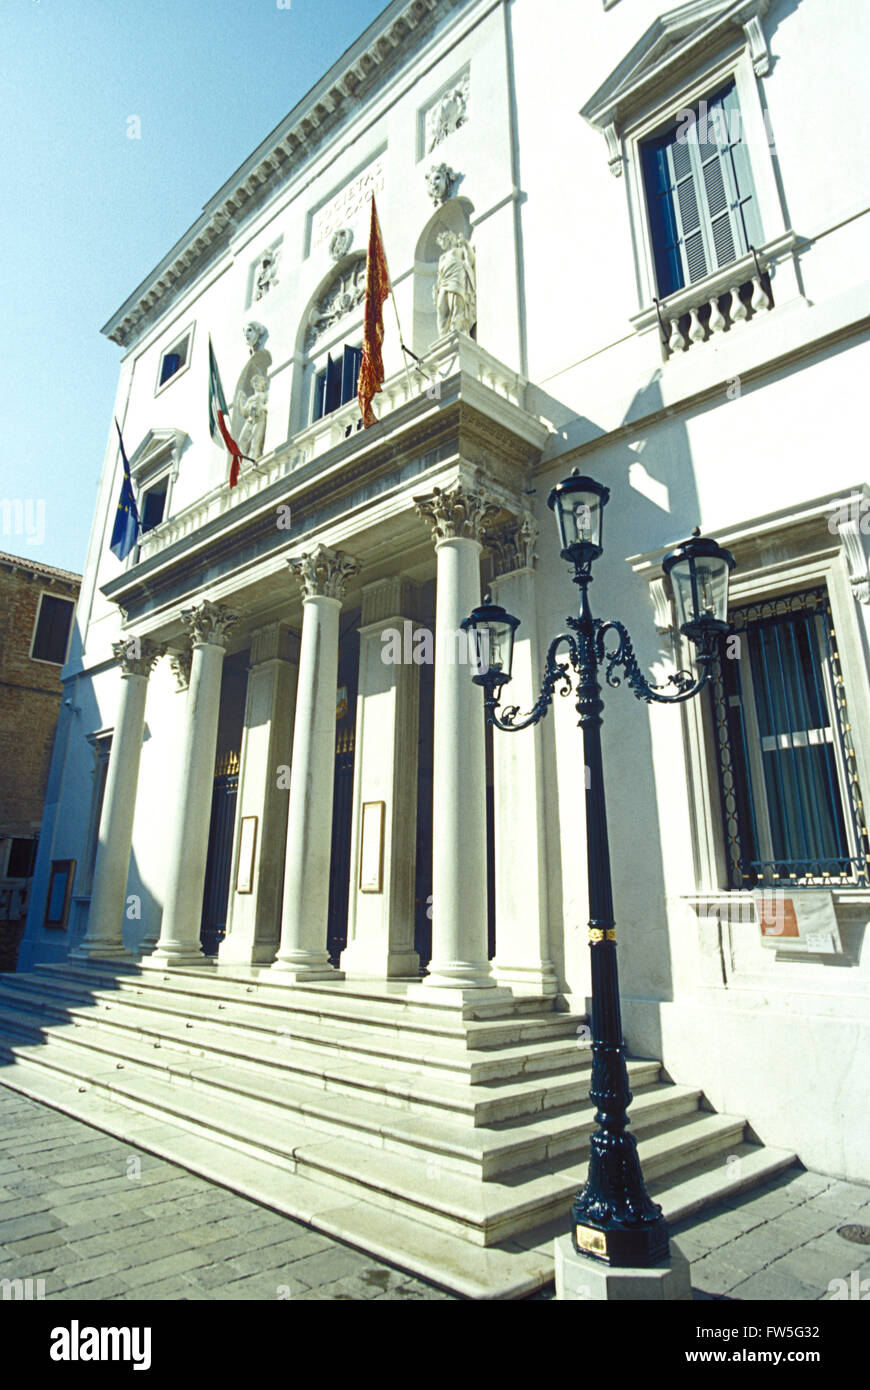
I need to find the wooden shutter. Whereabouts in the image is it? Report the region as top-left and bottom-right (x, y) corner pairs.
(324, 353), (343, 414)
(342, 345), (363, 405)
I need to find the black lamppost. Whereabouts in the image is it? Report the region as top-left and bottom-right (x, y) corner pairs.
(462, 472), (735, 1268)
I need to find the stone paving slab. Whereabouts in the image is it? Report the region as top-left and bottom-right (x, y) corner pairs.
(2, 1083), (869, 1300)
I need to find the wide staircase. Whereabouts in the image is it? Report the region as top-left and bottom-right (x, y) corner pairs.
(0, 960), (795, 1297)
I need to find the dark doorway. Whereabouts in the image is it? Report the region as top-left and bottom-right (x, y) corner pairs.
(327, 616), (360, 966)
(200, 752), (239, 956)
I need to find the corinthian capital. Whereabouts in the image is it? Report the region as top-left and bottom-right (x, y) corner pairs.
(413, 484), (500, 545)
(288, 544), (361, 600)
(487, 512), (539, 577)
(113, 637), (165, 677)
(180, 601), (239, 648)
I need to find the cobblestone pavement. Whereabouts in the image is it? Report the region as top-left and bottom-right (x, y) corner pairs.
(1, 1086), (868, 1301)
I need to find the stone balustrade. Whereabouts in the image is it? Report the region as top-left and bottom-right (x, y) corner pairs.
(136, 333), (527, 566)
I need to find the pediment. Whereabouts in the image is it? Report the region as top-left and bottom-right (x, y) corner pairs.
(128, 428), (189, 483)
(581, 0), (770, 135)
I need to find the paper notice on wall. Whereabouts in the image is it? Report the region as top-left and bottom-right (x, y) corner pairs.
(753, 890), (841, 953)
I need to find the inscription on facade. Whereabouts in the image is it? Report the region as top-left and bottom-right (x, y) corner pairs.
(309, 157), (385, 252)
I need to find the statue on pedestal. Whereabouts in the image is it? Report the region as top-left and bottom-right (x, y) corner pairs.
(434, 230), (476, 336)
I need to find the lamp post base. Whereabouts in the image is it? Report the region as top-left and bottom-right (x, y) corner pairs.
(572, 1212), (670, 1268)
(555, 1235), (692, 1301)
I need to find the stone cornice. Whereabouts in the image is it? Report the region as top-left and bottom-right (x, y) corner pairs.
(101, 0), (464, 349)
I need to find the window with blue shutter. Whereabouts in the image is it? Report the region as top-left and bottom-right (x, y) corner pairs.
(642, 82), (762, 298)
(709, 590), (870, 889)
(313, 344), (363, 422)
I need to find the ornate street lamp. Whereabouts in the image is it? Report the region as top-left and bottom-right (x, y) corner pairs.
(462, 473), (735, 1268)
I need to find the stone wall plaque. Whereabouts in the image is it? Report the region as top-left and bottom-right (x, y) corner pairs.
(309, 156), (385, 253)
(359, 801), (385, 893)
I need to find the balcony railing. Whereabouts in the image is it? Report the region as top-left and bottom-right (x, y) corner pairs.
(135, 334), (528, 566)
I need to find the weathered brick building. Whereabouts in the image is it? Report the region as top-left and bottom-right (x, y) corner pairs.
(0, 552), (81, 969)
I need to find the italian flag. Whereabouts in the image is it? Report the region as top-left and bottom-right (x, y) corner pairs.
(208, 336), (243, 487)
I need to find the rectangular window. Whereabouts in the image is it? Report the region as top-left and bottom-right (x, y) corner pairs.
(642, 82), (762, 298)
(31, 593), (74, 665)
(140, 477), (168, 533)
(313, 344), (363, 422)
(710, 589), (870, 889)
(156, 329), (192, 392)
(7, 837), (37, 878)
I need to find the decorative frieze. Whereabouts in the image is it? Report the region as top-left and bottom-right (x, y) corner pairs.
(180, 600), (240, 648)
(112, 636), (165, 678)
(487, 513), (539, 576)
(414, 483), (500, 545)
(306, 256), (366, 350)
(288, 544), (361, 600)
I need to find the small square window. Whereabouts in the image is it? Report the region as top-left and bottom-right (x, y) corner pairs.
(155, 327), (193, 393)
(31, 593), (75, 665)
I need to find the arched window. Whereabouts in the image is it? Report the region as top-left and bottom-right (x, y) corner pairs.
(297, 254), (367, 429)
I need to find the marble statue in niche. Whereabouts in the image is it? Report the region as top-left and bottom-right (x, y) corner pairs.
(237, 374), (269, 461)
(426, 163), (456, 206)
(254, 246), (280, 301)
(426, 74), (469, 152)
(434, 230), (476, 336)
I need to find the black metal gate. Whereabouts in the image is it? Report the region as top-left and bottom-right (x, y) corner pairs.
(200, 752), (239, 957)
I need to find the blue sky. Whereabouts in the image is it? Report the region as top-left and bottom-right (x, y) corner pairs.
(1, 0), (388, 573)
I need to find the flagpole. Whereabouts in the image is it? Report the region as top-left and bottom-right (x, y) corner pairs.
(390, 289), (414, 397)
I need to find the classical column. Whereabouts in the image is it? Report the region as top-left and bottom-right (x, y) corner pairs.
(219, 623), (298, 965)
(71, 638), (164, 960)
(272, 544), (360, 979)
(340, 577), (421, 978)
(488, 516), (558, 995)
(148, 601), (238, 966)
(413, 483), (503, 991)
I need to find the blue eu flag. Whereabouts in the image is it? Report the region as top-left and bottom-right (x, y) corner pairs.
(109, 420), (141, 560)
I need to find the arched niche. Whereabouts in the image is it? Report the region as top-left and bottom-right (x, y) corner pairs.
(413, 197), (474, 355)
(229, 348), (272, 444)
(292, 253), (368, 430)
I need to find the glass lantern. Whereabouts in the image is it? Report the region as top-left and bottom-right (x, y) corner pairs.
(460, 599), (520, 686)
(662, 535), (736, 644)
(547, 472), (610, 564)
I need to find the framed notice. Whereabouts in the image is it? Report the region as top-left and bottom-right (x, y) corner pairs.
(236, 817), (258, 894)
(359, 801), (385, 893)
(45, 860), (76, 929)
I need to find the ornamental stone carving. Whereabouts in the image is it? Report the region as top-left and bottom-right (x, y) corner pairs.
(487, 513), (539, 576)
(254, 246), (280, 301)
(288, 544), (361, 601)
(306, 256), (366, 350)
(426, 162), (456, 206)
(413, 484), (500, 545)
(434, 231), (476, 337)
(169, 649), (192, 691)
(112, 637), (165, 678)
(425, 73), (469, 152)
(180, 601), (239, 648)
(244, 321), (267, 354)
(329, 228), (353, 262)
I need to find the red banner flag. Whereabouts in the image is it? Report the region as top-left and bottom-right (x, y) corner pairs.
(358, 197), (391, 429)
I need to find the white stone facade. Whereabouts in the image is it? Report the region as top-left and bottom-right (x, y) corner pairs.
(20, 0), (870, 1181)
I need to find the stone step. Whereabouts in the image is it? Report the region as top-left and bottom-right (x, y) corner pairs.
(0, 1007), (694, 1178)
(34, 961), (567, 1035)
(0, 1051), (798, 1298)
(0, 975), (583, 1084)
(0, 1028), (750, 1245)
(0, 993), (661, 1127)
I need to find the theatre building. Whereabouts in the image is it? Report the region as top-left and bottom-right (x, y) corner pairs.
(7, 0), (870, 1295)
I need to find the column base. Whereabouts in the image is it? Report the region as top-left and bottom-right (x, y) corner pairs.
(142, 943), (206, 968)
(492, 961), (560, 996)
(339, 943), (421, 978)
(68, 942), (132, 963)
(417, 958), (500, 990)
(406, 982), (514, 1007)
(554, 1235), (692, 1301)
(270, 950), (343, 983)
(218, 938), (279, 967)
